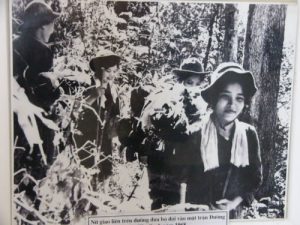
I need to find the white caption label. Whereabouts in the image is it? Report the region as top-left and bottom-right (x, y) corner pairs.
(88, 211), (227, 225)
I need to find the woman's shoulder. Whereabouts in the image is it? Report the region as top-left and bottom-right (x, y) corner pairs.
(14, 34), (49, 50)
(238, 122), (260, 152)
(238, 121), (257, 133)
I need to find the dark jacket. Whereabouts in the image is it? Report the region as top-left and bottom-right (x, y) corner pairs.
(186, 125), (263, 218)
(13, 33), (60, 184)
(13, 33), (60, 110)
(145, 131), (202, 209)
(73, 81), (120, 178)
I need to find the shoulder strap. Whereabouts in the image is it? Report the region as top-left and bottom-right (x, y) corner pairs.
(13, 48), (29, 78)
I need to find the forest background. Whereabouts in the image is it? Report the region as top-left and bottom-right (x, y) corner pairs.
(10, 0), (297, 224)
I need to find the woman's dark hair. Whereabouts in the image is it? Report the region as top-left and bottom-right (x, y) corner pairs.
(102, 61), (120, 70)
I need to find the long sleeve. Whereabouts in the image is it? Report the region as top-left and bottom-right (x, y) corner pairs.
(13, 34), (60, 110)
(239, 126), (263, 205)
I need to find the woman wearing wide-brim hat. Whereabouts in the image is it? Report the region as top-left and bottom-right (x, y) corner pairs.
(74, 50), (125, 182)
(173, 57), (210, 127)
(13, 1), (61, 184)
(201, 62), (257, 105)
(173, 57), (210, 87)
(19, 0), (60, 32)
(13, 0), (61, 110)
(142, 58), (210, 210)
(85, 49), (122, 106)
(186, 63), (262, 219)
(89, 49), (121, 73)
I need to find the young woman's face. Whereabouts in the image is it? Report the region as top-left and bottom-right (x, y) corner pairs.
(183, 75), (203, 87)
(41, 21), (55, 43)
(214, 82), (245, 126)
(101, 65), (119, 84)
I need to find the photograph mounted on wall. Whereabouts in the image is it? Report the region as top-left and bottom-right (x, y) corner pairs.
(11, 0), (298, 224)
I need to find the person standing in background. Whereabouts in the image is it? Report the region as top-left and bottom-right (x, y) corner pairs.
(73, 50), (124, 189)
(13, 1), (62, 182)
(13, 0), (61, 111)
(144, 57), (210, 210)
(173, 57), (210, 132)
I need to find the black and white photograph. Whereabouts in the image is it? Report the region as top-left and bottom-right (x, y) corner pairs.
(10, 0), (298, 224)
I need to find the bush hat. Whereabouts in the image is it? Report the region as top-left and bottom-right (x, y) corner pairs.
(173, 58), (209, 78)
(89, 50), (121, 72)
(201, 62), (257, 103)
(20, 1), (60, 31)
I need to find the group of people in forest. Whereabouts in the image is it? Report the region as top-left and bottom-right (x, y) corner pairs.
(13, 1), (263, 219)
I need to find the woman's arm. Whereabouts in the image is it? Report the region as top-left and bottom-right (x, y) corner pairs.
(240, 126), (263, 205)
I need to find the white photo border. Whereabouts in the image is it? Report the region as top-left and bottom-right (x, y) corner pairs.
(1, 0), (299, 224)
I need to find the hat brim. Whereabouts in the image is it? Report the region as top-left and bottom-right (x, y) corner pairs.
(47, 11), (60, 19)
(201, 71), (257, 103)
(173, 69), (210, 77)
(20, 12), (60, 31)
(89, 55), (121, 71)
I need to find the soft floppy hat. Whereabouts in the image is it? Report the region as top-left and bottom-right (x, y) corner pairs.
(89, 49), (121, 72)
(20, 0), (60, 31)
(201, 62), (257, 103)
(173, 58), (209, 78)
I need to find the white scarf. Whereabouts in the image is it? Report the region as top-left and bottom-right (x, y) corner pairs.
(94, 81), (119, 108)
(200, 114), (249, 172)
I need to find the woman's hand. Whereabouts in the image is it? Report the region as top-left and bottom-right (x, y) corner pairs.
(13, 85), (59, 148)
(213, 196), (243, 211)
(39, 72), (61, 87)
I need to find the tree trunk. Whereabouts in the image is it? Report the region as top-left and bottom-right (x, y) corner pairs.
(222, 4), (238, 62)
(243, 4), (286, 197)
(203, 5), (219, 70)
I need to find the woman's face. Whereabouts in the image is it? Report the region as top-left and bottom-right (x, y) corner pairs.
(183, 75), (203, 87)
(41, 21), (55, 43)
(214, 82), (245, 126)
(101, 65), (119, 84)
